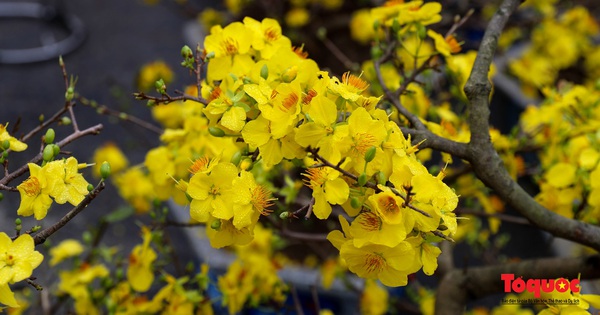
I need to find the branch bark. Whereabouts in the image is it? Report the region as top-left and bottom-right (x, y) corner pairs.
(463, 0), (600, 252)
(435, 255), (600, 315)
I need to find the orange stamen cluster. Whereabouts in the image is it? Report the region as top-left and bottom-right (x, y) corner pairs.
(264, 27), (280, 42)
(364, 253), (386, 273)
(251, 185), (275, 215)
(302, 167), (327, 189)
(342, 72), (369, 91)
(188, 156), (211, 174)
(21, 177), (41, 196)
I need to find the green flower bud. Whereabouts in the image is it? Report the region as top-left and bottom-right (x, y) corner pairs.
(31, 225), (41, 232)
(371, 46), (383, 60)
(260, 64), (269, 80)
(208, 126), (225, 137)
(181, 45), (193, 58)
(43, 145), (55, 161)
(39, 114), (45, 122)
(392, 18), (401, 34)
(52, 144), (60, 156)
(155, 79), (166, 94)
(87, 184), (94, 191)
(364, 146), (377, 163)
(65, 86), (74, 102)
(61, 116), (72, 125)
(100, 161), (111, 179)
(15, 224), (21, 232)
(82, 231), (92, 244)
(230, 151), (242, 166)
(205, 51), (215, 59)
(2, 140), (10, 150)
(279, 211), (290, 219)
(44, 128), (55, 144)
(350, 197), (361, 209)
(15, 218), (21, 225)
(147, 99), (156, 107)
(281, 66), (298, 83)
(377, 171), (387, 186)
(357, 173), (368, 187)
(316, 27), (327, 40)
(2, 151), (7, 159)
(416, 23), (427, 40)
(210, 219), (222, 230)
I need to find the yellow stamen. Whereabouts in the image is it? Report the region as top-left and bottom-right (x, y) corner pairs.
(342, 72), (369, 91)
(364, 253), (386, 273)
(21, 177), (41, 196)
(251, 185), (275, 215)
(302, 167), (327, 189)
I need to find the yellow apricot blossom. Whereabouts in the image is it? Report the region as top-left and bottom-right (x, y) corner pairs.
(302, 165), (349, 219)
(45, 157), (90, 206)
(49, 239), (84, 266)
(360, 280), (389, 315)
(0, 123), (27, 152)
(127, 227), (157, 292)
(0, 283), (19, 308)
(232, 171), (274, 229)
(0, 233), (43, 285)
(187, 162), (238, 223)
(16, 163), (54, 220)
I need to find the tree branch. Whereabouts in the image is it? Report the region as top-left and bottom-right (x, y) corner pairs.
(462, 0), (600, 252)
(435, 255), (600, 315)
(34, 181), (106, 245)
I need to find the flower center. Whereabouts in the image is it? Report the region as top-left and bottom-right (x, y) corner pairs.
(302, 89), (317, 105)
(280, 93), (299, 112)
(342, 72), (369, 92)
(353, 132), (377, 155)
(364, 253), (386, 274)
(251, 185), (275, 215)
(359, 212), (383, 231)
(264, 27), (280, 42)
(5, 253), (15, 266)
(189, 156), (212, 174)
(302, 167), (327, 189)
(221, 38), (239, 55)
(21, 177), (42, 196)
(378, 196), (399, 215)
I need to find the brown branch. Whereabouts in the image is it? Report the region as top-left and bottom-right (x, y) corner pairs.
(462, 0), (600, 252)
(455, 208), (531, 226)
(34, 181), (106, 245)
(134, 91), (208, 106)
(77, 95), (163, 135)
(0, 124), (103, 186)
(435, 255), (600, 315)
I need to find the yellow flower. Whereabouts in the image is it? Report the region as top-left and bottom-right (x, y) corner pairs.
(285, 7), (310, 28)
(187, 162), (238, 222)
(206, 218), (254, 248)
(204, 22), (254, 81)
(368, 188), (410, 225)
(45, 157), (90, 206)
(0, 123), (27, 152)
(136, 60), (174, 92)
(127, 227), (157, 292)
(360, 280), (389, 315)
(49, 239), (84, 266)
(329, 72), (369, 102)
(427, 30), (461, 57)
(58, 263), (109, 315)
(0, 284), (19, 308)
(91, 142), (129, 178)
(396, 1), (442, 26)
(16, 163), (54, 220)
(244, 17), (292, 60)
(0, 233), (43, 285)
(349, 210), (413, 247)
(302, 165), (349, 219)
(232, 171), (274, 229)
(114, 167), (155, 214)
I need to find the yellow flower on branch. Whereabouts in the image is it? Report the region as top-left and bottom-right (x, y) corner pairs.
(45, 157), (90, 206)
(49, 239), (84, 266)
(0, 233), (43, 286)
(0, 123), (27, 152)
(302, 165), (349, 220)
(16, 163), (54, 220)
(127, 226), (157, 292)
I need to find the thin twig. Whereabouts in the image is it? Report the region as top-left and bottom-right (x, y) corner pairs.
(77, 95), (163, 135)
(134, 91), (208, 106)
(34, 181), (106, 245)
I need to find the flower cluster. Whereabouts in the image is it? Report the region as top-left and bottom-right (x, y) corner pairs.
(521, 84), (600, 223)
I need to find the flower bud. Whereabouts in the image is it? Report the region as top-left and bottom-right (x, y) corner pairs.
(416, 23), (427, 40)
(240, 158), (253, 171)
(61, 116), (72, 125)
(65, 86), (74, 102)
(208, 127), (225, 137)
(155, 79), (166, 94)
(230, 151), (242, 166)
(350, 197), (361, 209)
(2, 151), (7, 159)
(43, 145), (55, 161)
(31, 225), (41, 232)
(210, 219), (222, 230)
(87, 184), (94, 191)
(2, 140), (10, 150)
(205, 51), (215, 59)
(371, 46), (383, 60)
(100, 161), (111, 179)
(181, 45), (193, 58)
(39, 114), (45, 123)
(364, 146), (377, 163)
(279, 211), (290, 219)
(52, 144), (60, 156)
(260, 64), (269, 80)
(357, 173), (368, 187)
(281, 66), (298, 83)
(15, 218), (21, 225)
(377, 171), (387, 185)
(44, 128), (55, 144)
(316, 27), (327, 40)
(147, 100), (156, 107)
